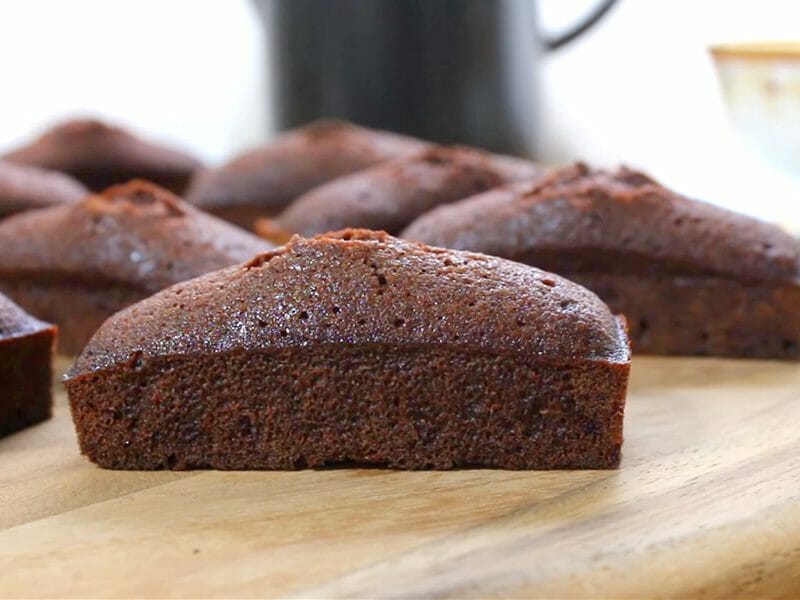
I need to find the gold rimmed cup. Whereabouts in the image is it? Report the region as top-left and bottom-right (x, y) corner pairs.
(710, 41), (800, 177)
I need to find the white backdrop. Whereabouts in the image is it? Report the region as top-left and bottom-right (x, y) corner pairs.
(0, 0), (267, 163)
(539, 0), (800, 228)
(0, 0), (797, 226)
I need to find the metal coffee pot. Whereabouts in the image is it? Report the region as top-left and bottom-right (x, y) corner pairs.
(254, 0), (616, 156)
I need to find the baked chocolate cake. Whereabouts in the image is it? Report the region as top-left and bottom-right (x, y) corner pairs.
(185, 120), (430, 228)
(66, 229), (630, 471)
(0, 293), (56, 437)
(0, 160), (87, 219)
(3, 119), (202, 193)
(255, 146), (542, 243)
(0, 180), (272, 355)
(402, 163), (800, 359)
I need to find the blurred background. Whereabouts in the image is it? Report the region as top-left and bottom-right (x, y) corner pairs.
(0, 0), (798, 226)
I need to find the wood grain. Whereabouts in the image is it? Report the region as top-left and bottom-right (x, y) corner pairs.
(1, 357), (799, 599)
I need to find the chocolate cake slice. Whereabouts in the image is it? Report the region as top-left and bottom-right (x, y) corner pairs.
(186, 120), (430, 228)
(0, 180), (273, 355)
(66, 229), (630, 471)
(402, 164), (800, 359)
(3, 119), (202, 194)
(0, 293), (56, 437)
(0, 160), (87, 219)
(255, 146), (542, 243)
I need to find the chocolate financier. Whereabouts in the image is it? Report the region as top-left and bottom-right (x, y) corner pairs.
(186, 120), (430, 228)
(0, 293), (56, 437)
(0, 160), (87, 219)
(66, 229), (630, 471)
(402, 163), (800, 359)
(3, 119), (202, 194)
(255, 146), (543, 243)
(0, 180), (273, 354)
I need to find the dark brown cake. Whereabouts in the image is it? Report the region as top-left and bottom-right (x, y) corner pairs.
(185, 120), (430, 228)
(0, 160), (87, 219)
(3, 119), (202, 194)
(402, 163), (800, 359)
(0, 293), (56, 437)
(0, 180), (273, 355)
(255, 146), (543, 243)
(66, 229), (630, 471)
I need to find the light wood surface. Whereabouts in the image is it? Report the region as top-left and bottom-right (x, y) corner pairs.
(1, 357), (799, 599)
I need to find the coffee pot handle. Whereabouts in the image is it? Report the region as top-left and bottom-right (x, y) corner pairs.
(543, 0), (617, 52)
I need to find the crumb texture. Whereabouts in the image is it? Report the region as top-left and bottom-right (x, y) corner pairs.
(68, 346), (627, 470)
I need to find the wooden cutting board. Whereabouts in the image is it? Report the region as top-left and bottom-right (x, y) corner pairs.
(1, 356), (799, 598)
